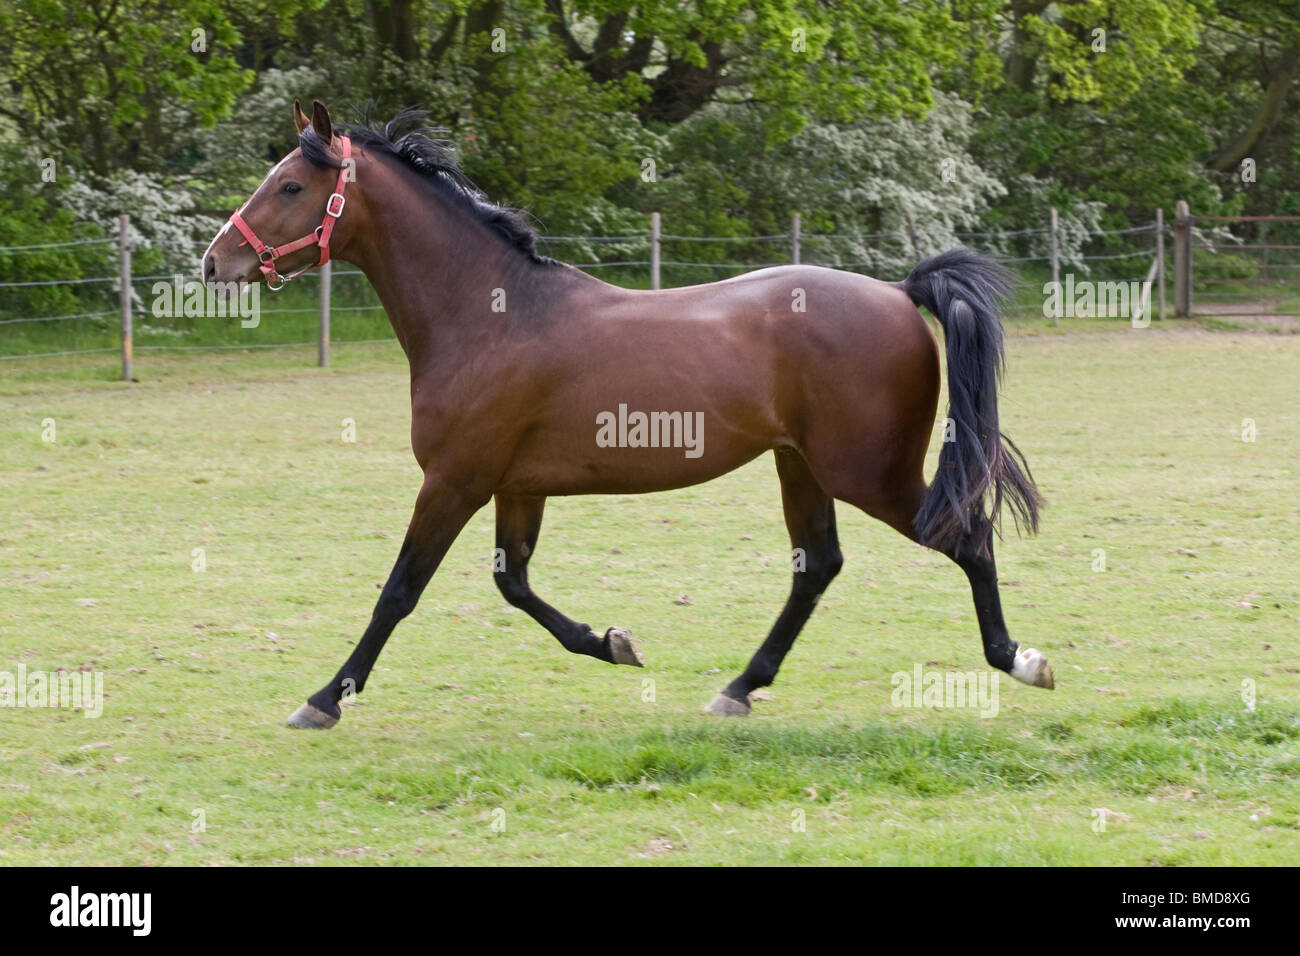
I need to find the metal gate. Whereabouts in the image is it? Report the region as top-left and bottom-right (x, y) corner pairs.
(1175, 205), (1300, 327)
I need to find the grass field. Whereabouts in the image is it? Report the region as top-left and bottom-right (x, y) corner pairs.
(1, 324), (1297, 865)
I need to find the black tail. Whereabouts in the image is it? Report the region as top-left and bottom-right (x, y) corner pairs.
(899, 248), (1043, 554)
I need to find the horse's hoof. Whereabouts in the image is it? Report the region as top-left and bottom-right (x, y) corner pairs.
(287, 701), (339, 729)
(703, 692), (751, 716)
(1010, 647), (1055, 690)
(606, 627), (645, 667)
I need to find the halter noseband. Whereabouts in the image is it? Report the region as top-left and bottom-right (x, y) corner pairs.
(227, 135), (352, 292)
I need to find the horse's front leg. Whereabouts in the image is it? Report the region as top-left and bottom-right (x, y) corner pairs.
(493, 492), (644, 666)
(287, 476), (487, 729)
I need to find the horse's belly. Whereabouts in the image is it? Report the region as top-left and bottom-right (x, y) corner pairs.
(496, 420), (775, 496)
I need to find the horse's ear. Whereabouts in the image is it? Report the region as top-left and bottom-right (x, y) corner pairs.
(311, 100), (333, 142)
(293, 100), (311, 135)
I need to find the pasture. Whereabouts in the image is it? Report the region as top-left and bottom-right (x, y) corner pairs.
(0, 324), (1296, 865)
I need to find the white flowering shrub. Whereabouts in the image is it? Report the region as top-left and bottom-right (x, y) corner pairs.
(61, 170), (218, 277)
(644, 92), (1013, 276)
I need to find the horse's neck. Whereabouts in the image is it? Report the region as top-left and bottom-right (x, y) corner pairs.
(341, 174), (559, 365)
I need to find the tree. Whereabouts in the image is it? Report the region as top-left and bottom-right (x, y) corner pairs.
(1200, 2), (1300, 175)
(542, 0), (991, 137)
(0, 0), (261, 174)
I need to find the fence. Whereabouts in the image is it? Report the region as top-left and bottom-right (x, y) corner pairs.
(0, 220), (395, 375)
(1172, 203), (1300, 322)
(3, 202), (1281, 374)
(538, 210), (1168, 327)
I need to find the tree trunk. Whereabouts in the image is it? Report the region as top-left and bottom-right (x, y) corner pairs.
(466, 1), (506, 96)
(1209, 42), (1300, 172)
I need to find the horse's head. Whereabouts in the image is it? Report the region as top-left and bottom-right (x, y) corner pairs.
(203, 100), (353, 291)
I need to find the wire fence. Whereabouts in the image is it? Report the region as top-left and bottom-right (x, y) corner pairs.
(1182, 213), (1300, 320)
(1, 205), (1292, 370)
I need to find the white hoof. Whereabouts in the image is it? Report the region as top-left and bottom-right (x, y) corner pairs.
(287, 702), (339, 729)
(1010, 647), (1055, 689)
(606, 627), (645, 667)
(703, 692), (751, 716)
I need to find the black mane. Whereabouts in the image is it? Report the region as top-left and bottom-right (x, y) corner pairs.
(299, 108), (552, 265)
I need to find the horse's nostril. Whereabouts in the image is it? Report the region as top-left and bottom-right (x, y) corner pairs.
(202, 255), (215, 283)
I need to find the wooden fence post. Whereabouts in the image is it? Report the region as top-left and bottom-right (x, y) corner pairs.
(791, 213), (801, 265)
(1156, 208), (1166, 321)
(1174, 200), (1190, 317)
(119, 214), (132, 381)
(650, 212), (660, 290)
(318, 260), (331, 367)
(1049, 207), (1060, 327)
(904, 208), (921, 259)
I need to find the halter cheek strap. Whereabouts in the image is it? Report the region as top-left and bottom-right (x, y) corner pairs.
(228, 135), (352, 291)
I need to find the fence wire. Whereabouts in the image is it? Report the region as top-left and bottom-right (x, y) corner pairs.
(2, 213), (1292, 362)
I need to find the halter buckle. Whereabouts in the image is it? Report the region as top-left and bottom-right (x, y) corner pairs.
(326, 193), (346, 218)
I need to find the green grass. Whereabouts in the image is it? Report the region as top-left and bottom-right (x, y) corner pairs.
(0, 327), (1297, 865)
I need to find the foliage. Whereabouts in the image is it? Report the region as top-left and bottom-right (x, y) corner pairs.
(645, 93), (1009, 275)
(0, 0), (1298, 307)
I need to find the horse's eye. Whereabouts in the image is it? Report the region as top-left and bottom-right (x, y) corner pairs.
(282, 182), (301, 194)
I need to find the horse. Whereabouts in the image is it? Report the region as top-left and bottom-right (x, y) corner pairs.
(202, 101), (1052, 730)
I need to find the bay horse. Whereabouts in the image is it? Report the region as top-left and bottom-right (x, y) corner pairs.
(202, 101), (1052, 730)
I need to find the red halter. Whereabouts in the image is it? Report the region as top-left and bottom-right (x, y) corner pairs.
(228, 136), (352, 291)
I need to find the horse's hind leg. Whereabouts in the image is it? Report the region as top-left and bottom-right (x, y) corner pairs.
(493, 493), (644, 666)
(705, 448), (842, 715)
(943, 516), (1054, 688)
(871, 483), (1053, 689)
